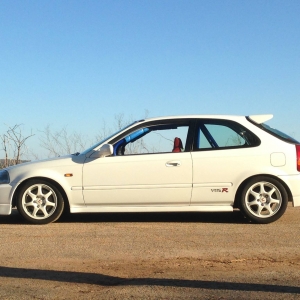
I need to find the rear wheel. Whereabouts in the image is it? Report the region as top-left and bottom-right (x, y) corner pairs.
(17, 180), (64, 224)
(239, 176), (288, 224)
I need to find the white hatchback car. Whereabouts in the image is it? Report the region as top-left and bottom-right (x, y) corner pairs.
(1, 114), (300, 224)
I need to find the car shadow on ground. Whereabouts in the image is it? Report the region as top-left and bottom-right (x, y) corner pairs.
(59, 210), (248, 224)
(0, 208), (248, 225)
(0, 266), (299, 294)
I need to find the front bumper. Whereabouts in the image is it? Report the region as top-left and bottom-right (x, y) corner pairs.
(0, 184), (13, 215)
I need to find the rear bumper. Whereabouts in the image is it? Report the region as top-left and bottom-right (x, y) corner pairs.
(292, 196), (300, 207)
(278, 174), (300, 207)
(0, 184), (13, 215)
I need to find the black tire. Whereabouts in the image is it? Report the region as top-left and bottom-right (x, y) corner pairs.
(239, 176), (288, 224)
(16, 179), (65, 224)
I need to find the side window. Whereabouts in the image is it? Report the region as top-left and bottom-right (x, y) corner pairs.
(199, 130), (212, 149)
(196, 121), (259, 150)
(114, 124), (189, 155)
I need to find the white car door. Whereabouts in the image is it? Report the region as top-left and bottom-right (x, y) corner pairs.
(191, 119), (261, 206)
(82, 121), (193, 207)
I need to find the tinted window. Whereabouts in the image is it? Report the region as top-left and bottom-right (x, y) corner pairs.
(195, 120), (260, 150)
(261, 124), (299, 144)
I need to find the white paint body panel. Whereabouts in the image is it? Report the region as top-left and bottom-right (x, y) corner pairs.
(191, 148), (259, 205)
(1, 155), (85, 213)
(82, 152), (192, 206)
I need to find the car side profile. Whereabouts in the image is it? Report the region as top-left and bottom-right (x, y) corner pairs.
(0, 114), (300, 224)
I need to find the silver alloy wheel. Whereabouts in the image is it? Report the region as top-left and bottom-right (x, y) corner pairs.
(244, 181), (282, 218)
(21, 183), (58, 220)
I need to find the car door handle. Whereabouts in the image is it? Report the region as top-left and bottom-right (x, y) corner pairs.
(165, 161), (181, 167)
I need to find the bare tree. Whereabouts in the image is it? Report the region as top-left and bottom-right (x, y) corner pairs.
(0, 134), (9, 168)
(94, 119), (114, 143)
(0, 124), (34, 168)
(38, 111), (151, 158)
(39, 115), (131, 158)
(39, 125), (88, 157)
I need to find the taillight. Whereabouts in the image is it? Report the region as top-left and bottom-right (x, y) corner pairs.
(296, 145), (300, 172)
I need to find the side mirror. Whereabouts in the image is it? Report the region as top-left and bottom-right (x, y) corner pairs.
(90, 144), (113, 158)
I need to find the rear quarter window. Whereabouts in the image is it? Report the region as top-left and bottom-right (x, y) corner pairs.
(195, 120), (260, 150)
(261, 124), (299, 144)
(247, 117), (299, 144)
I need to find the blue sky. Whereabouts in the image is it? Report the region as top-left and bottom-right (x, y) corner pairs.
(1, 0), (300, 157)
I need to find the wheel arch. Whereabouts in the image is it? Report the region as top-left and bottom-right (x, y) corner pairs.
(233, 174), (293, 208)
(12, 177), (70, 213)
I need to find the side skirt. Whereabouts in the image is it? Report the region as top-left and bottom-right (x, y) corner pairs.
(70, 205), (233, 213)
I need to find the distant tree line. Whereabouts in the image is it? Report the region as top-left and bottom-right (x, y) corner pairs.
(0, 112), (148, 169)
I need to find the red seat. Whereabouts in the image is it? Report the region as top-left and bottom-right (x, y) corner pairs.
(172, 137), (183, 152)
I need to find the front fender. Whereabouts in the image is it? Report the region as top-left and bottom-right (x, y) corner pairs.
(10, 165), (84, 208)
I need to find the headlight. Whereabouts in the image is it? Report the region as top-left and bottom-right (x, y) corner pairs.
(0, 170), (10, 184)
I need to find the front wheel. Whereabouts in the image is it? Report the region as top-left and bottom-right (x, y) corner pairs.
(17, 180), (65, 224)
(239, 176), (288, 224)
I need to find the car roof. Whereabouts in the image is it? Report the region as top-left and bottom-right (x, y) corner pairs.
(137, 114), (273, 124)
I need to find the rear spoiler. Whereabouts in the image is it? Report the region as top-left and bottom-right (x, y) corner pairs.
(248, 114), (273, 124)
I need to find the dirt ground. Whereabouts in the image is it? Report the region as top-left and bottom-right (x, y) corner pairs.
(0, 204), (300, 299)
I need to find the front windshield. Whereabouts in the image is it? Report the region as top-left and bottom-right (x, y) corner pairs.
(80, 121), (138, 155)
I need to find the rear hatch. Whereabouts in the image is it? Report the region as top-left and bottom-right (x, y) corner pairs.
(247, 115), (300, 171)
